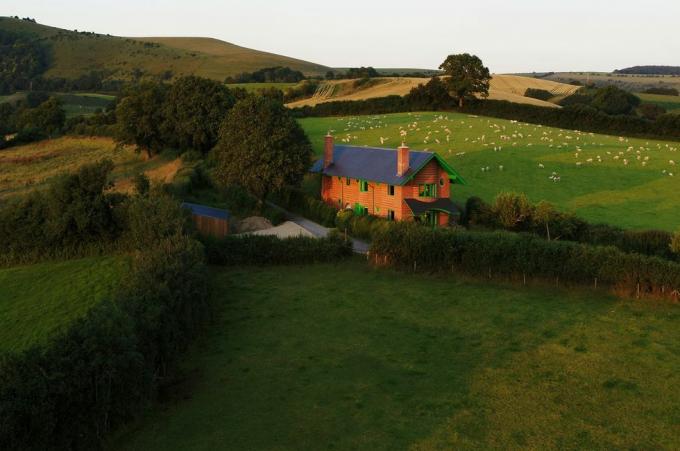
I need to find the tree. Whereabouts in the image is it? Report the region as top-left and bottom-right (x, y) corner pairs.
(16, 97), (65, 136)
(115, 82), (168, 158)
(671, 230), (680, 255)
(534, 200), (556, 240)
(638, 103), (666, 121)
(161, 76), (236, 153)
(406, 77), (453, 110)
(590, 86), (640, 115)
(439, 53), (491, 107)
(492, 192), (532, 229)
(213, 96), (313, 209)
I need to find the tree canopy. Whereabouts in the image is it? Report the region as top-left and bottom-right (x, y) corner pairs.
(439, 53), (491, 107)
(590, 86), (641, 115)
(115, 82), (168, 157)
(213, 96), (312, 207)
(162, 76), (236, 153)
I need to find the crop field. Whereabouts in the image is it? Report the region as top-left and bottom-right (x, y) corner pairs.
(226, 82), (299, 92)
(299, 112), (680, 230)
(0, 136), (182, 198)
(113, 262), (680, 450)
(287, 75), (578, 108)
(0, 256), (126, 354)
(637, 93), (680, 114)
(546, 72), (680, 93)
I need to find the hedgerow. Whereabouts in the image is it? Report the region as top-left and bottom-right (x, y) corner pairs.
(370, 222), (680, 299)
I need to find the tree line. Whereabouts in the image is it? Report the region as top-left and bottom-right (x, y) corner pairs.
(224, 66), (307, 84)
(0, 29), (50, 94)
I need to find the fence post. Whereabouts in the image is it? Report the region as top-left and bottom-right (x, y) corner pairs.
(413, 261), (417, 272)
(594, 277), (598, 289)
(637, 282), (640, 299)
(523, 272), (526, 286)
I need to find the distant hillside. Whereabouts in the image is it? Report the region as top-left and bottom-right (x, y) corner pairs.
(614, 66), (680, 75)
(0, 16), (330, 83)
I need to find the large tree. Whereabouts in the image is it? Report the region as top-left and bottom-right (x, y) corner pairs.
(439, 53), (491, 107)
(115, 82), (168, 158)
(161, 76), (236, 153)
(16, 96), (65, 136)
(213, 96), (312, 208)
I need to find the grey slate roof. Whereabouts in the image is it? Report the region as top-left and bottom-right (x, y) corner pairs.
(403, 198), (461, 216)
(309, 145), (438, 186)
(181, 202), (231, 220)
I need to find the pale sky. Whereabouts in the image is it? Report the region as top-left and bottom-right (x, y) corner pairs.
(4, 0), (678, 73)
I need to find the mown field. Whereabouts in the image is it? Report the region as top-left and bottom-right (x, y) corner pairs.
(299, 112), (680, 230)
(0, 136), (182, 198)
(0, 92), (115, 118)
(0, 256), (125, 354)
(113, 261), (680, 450)
(637, 93), (680, 114)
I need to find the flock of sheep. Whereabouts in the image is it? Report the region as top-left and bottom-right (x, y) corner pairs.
(332, 113), (680, 183)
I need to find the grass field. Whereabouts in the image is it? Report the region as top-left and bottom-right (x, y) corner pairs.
(0, 256), (125, 354)
(112, 261), (680, 450)
(0, 91), (115, 118)
(299, 112), (680, 230)
(0, 136), (182, 198)
(287, 75), (577, 108)
(637, 93), (680, 114)
(226, 82), (299, 92)
(0, 17), (329, 81)
(546, 72), (680, 93)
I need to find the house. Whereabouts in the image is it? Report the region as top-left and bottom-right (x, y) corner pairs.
(310, 135), (466, 226)
(181, 202), (231, 237)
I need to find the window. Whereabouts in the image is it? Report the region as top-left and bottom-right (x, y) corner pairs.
(359, 180), (369, 192)
(387, 209), (395, 221)
(419, 183), (437, 198)
(439, 178), (445, 187)
(387, 185), (395, 196)
(354, 203), (368, 216)
(346, 177), (351, 186)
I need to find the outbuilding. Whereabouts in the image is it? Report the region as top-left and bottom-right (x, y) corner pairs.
(181, 202), (231, 238)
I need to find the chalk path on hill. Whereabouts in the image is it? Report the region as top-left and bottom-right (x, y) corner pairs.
(266, 202), (369, 254)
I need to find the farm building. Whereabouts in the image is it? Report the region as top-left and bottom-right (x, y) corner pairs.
(181, 202), (231, 238)
(310, 135), (466, 226)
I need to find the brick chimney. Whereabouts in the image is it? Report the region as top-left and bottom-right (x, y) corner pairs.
(397, 143), (410, 176)
(324, 133), (334, 168)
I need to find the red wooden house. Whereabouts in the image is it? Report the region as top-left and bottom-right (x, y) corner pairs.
(310, 135), (466, 226)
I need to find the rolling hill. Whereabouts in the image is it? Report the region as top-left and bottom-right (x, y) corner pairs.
(287, 74), (580, 108)
(0, 16), (330, 82)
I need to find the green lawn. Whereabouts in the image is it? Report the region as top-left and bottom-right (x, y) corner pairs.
(113, 261), (680, 450)
(637, 93), (680, 114)
(0, 256), (126, 354)
(299, 112), (680, 230)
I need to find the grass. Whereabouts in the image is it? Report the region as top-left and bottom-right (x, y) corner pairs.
(0, 136), (181, 198)
(56, 92), (116, 118)
(0, 17), (329, 81)
(226, 82), (299, 92)
(637, 93), (680, 114)
(299, 112), (680, 230)
(112, 261), (680, 450)
(0, 256), (126, 354)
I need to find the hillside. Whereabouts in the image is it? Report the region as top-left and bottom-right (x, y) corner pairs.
(0, 16), (329, 82)
(288, 74), (579, 108)
(545, 72), (680, 93)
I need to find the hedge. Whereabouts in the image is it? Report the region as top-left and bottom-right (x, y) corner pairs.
(0, 234), (209, 450)
(370, 222), (680, 299)
(202, 232), (352, 266)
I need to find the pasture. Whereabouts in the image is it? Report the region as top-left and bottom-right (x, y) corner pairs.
(546, 72), (680, 93)
(637, 93), (680, 114)
(299, 112), (680, 230)
(112, 261), (680, 450)
(0, 256), (125, 354)
(0, 136), (182, 198)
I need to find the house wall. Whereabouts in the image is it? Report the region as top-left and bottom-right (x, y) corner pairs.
(321, 159), (455, 223)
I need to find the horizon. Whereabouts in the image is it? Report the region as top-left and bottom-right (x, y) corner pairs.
(4, 0), (679, 74)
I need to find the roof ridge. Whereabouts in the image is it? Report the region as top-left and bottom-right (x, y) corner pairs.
(336, 144), (435, 154)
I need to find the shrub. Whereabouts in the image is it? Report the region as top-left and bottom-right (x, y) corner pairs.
(202, 232), (352, 266)
(524, 88), (553, 101)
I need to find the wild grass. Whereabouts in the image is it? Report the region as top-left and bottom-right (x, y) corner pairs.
(0, 136), (181, 198)
(637, 93), (680, 114)
(299, 112), (680, 230)
(112, 261), (680, 450)
(0, 256), (126, 354)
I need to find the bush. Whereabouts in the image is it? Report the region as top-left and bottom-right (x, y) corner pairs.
(370, 222), (680, 298)
(644, 87), (679, 96)
(0, 225), (209, 450)
(202, 232), (352, 266)
(524, 88), (553, 101)
(271, 186), (337, 227)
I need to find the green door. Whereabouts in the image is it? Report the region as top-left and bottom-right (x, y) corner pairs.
(426, 211), (439, 227)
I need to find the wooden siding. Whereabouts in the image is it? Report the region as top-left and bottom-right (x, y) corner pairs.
(192, 214), (229, 238)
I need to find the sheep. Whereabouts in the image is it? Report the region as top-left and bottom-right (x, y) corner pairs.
(538, 163), (545, 169)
